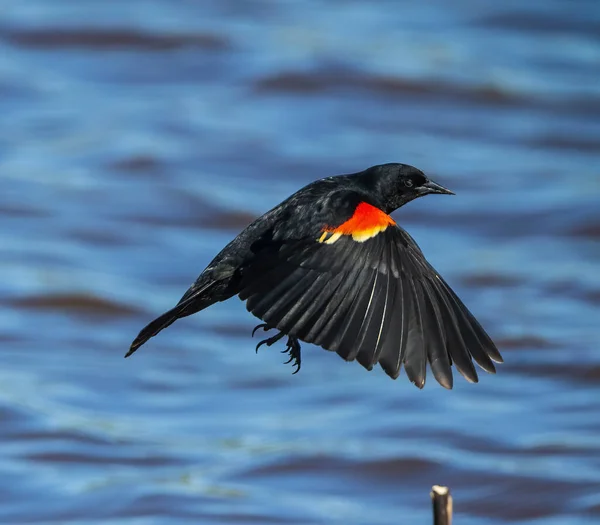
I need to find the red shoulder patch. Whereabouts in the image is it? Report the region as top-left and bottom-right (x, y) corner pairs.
(319, 202), (395, 244)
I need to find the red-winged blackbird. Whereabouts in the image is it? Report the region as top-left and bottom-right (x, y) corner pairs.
(127, 163), (502, 389)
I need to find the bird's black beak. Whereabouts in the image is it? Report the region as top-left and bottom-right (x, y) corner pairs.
(421, 179), (455, 195)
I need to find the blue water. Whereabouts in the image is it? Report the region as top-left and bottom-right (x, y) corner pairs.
(1, 1), (599, 523)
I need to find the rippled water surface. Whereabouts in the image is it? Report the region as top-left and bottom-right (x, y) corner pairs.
(1, 1), (600, 523)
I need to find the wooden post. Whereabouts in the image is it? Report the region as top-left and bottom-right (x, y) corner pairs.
(430, 485), (452, 525)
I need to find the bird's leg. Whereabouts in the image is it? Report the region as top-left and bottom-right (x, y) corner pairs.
(282, 336), (302, 374)
(252, 323), (286, 352)
(251, 324), (302, 374)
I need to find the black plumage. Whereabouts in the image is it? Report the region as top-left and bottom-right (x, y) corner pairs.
(127, 163), (503, 389)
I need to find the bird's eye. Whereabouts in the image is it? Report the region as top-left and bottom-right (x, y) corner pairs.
(404, 179), (413, 188)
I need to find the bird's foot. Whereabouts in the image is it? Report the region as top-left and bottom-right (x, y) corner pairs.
(282, 336), (302, 374)
(251, 324), (302, 374)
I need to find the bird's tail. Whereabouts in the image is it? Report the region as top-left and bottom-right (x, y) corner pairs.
(125, 282), (215, 358)
(125, 304), (184, 357)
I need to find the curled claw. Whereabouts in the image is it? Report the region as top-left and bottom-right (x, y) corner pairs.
(255, 339), (268, 353)
(292, 362), (300, 375)
(252, 323), (270, 337)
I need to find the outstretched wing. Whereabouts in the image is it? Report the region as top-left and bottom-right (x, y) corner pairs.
(238, 200), (502, 389)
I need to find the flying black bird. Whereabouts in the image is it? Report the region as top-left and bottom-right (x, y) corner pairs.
(127, 163), (502, 389)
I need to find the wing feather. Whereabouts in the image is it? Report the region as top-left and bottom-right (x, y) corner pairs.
(246, 264), (303, 316)
(436, 276), (503, 365)
(378, 256), (410, 379)
(239, 210), (501, 388)
(402, 279), (427, 388)
(332, 265), (378, 360)
(312, 259), (368, 348)
(420, 280), (453, 389)
(275, 271), (331, 333)
(288, 271), (347, 340)
(356, 242), (396, 370)
(427, 278), (479, 383)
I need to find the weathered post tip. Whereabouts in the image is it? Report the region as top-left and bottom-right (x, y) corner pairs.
(430, 485), (452, 525)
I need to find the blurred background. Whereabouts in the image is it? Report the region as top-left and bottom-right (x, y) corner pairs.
(1, 1), (599, 523)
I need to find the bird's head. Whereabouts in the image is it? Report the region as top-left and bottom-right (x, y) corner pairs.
(363, 163), (454, 213)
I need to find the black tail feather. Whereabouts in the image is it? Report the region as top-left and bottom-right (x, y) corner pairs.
(126, 281), (216, 357)
(125, 305), (185, 357)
